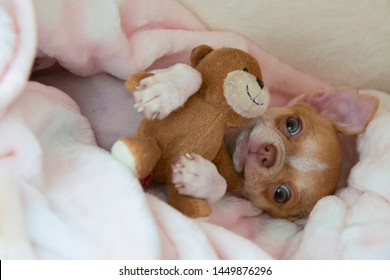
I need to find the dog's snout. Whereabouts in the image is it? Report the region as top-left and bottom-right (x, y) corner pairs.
(257, 144), (276, 168)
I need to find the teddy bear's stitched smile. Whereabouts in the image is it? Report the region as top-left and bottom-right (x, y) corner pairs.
(246, 85), (262, 105)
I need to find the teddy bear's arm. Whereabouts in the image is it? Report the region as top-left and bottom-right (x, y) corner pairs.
(125, 63), (202, 120)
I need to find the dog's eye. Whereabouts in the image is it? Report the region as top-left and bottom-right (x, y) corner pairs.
(286, 116), (302, 136)
(274, 184), (291, 204)
(243, 68), (249, 72)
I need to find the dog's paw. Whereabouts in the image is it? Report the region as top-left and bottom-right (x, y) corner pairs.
(171, 153), (227, 203)
(133, 74), (179, 120)
(133, 64), (202, 120)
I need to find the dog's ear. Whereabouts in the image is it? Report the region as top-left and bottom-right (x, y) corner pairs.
(302, 88), (379, 135)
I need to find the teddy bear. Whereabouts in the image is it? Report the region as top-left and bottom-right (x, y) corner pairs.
(111, 45), (270, 218)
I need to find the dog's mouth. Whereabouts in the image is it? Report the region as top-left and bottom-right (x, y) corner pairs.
(234, 121), (286, 177)
(232, 128), (251, 173)
(246, 85), (263, 106)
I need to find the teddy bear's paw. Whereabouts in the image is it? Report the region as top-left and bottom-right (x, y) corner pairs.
(133, 63), (202, 120)
(171, 153), (227, 203)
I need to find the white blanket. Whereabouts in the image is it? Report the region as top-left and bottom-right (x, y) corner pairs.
(1, 0), (389, 259)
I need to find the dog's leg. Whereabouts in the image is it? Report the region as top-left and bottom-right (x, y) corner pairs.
(171, 153), (227, 204)
(129, 63), (202, 120)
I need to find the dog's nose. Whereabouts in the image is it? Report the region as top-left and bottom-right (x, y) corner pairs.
(257, 144), (276, 168)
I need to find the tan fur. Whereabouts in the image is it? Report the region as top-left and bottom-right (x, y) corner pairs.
(120, 45), (269, 218)
(238, 103), (345, 220)
(236, 91), (380, 220)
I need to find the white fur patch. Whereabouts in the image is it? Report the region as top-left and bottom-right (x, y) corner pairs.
(111, 141), (138, 177)
(286, 156), (329, 172)
(232, 129), (250, 172)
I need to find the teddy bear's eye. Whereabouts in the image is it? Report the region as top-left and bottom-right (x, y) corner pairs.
(257, 77), (264, 89)
(243, 68), (249, 72)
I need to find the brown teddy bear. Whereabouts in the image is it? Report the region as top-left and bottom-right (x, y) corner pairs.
(112, 45), (270, 218)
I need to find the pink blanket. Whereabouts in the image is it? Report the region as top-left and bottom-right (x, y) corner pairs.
(1, 0), (389, 259)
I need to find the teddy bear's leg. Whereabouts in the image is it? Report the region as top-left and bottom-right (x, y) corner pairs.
(111, 137), (161, 179)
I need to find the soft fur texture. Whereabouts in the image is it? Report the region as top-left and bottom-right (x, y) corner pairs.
(171, 87), (379, 221)
(112, 46), (270, 218)
(2, 0), (390, 259)
(233, 89), (379, 220)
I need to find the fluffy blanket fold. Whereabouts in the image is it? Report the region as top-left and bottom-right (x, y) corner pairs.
(1, 0), (389, 259)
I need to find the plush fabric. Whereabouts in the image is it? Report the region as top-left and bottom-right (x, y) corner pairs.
(118, 46), (268, 218)
(1, 0), (389, 259)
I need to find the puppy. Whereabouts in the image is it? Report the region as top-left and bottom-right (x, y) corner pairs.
(172, 88), (379, 220)
(124, 65), (379, 220)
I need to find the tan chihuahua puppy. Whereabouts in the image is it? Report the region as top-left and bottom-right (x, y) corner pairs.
(172, 88), (379, 220)
(229, 89), (378, 219)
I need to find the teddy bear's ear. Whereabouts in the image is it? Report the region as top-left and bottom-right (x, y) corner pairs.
(190, 45), (213, 66)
